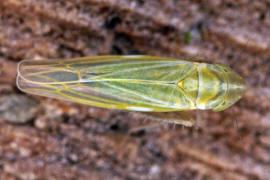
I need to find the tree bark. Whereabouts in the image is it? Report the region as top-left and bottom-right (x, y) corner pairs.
(0, 0), (270, 179)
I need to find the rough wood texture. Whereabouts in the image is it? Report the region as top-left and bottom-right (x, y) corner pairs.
(0, 0), (270, 179)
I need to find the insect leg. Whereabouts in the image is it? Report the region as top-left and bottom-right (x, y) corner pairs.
(133, 111), (195, 127)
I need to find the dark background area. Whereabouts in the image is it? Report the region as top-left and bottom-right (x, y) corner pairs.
(0, 0), (270, 179)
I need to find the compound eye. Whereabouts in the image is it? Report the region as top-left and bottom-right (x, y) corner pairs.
(212, 100), (229, 112)
(216, 63), (231, 73)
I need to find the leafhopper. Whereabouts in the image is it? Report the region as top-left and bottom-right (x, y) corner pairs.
(16, 55), (246, 126)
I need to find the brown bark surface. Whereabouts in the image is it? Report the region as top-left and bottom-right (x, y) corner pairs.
(0, 0), (270, 179)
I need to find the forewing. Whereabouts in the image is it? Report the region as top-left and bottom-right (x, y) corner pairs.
(17, 56), (196, 111)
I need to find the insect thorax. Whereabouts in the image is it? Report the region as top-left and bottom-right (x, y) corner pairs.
(177, 63), (228, 111)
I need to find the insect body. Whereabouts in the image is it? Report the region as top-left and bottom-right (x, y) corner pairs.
(16, 56), (246, 125)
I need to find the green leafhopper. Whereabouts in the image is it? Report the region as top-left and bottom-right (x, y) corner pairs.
(16, 55), (246, 126)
